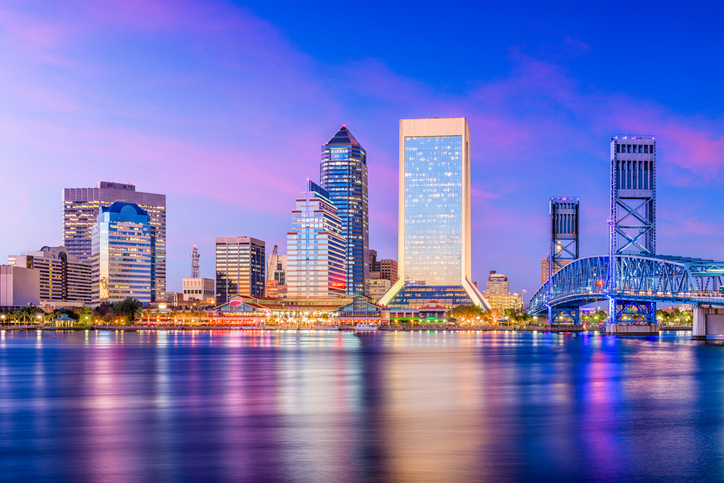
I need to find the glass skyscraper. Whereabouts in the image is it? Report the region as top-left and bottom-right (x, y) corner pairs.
(63, 181), (166, 301)
(91, 202), (154, 304)
(215, 236), (266, 304)
(320, 126), (369, 296)
(287, 181), (346, 298)
(379, 118), (490, 310)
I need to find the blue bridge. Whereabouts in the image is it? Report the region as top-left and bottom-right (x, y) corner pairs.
(527, 254), (724, 337)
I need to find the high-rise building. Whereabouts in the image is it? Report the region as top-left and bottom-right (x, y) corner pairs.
(91, 202), (155, 304)
(369, 249), (380, 272)
(486, 271), (509, 295)
(379, 118), (490, 310)
(380, 259), (398, 283)
(541, 258), (572, 285)
(215, 236), (266, 304)
(9, 246), (91, 307)
(287, 181), (346, 298)
(63, 181), (166, 301)
(485, 271), (522, 314)
(320, 126), (369, 296)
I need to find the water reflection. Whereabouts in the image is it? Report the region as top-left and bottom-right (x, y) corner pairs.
(0, 330), (721, 481)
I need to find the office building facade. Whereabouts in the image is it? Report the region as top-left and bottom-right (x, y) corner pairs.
(9, 246), (91, 307)
(380, 118), (490, 310)
(320, 126), (369, 296)
(91, 202), (155, 304)
(215, 236), (265, 304)
(63, 181), (166, 301)
(287, 181), (346, 298)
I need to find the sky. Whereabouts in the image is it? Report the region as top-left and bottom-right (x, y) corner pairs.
(0, 0), (722, 300)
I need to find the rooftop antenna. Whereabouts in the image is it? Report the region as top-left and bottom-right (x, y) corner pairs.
(191, 245), (200, 278)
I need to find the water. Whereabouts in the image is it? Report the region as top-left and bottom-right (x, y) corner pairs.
(0, 329), (722, 482)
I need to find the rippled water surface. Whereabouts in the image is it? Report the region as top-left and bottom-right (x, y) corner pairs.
(1, 329), (723, 482)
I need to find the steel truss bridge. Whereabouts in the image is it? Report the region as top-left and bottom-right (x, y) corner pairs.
(528, 254), (724, 325)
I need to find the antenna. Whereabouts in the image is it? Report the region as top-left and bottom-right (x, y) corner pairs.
(191, 245), (200, 278)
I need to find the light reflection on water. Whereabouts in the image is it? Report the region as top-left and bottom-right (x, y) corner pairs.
(0, 330), (723, 481)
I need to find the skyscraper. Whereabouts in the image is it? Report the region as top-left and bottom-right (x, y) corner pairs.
(91, 202), (155, 304)
(215, 236), (266, 304)
(379, 118), (490, 310)
(63, 181), (166, 301)
(320, 126), (369, 296)
(287, 181), (346, 298)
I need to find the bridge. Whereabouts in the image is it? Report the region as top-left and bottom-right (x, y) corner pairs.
(528, 254), (724, 337)
(525, 135), (724, 338)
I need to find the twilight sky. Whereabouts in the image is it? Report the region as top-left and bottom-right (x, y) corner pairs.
(0, 0), (722, 299)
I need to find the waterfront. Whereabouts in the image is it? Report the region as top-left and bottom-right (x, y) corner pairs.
(1, 330), (723, 482)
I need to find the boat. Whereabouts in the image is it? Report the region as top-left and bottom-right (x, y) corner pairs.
(354, 323), (379, 332)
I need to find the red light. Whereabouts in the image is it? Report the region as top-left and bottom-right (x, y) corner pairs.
(342, 124), (346, 128)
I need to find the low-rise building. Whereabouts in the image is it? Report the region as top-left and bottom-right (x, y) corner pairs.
(0, 265), (40, 307)
(369, 278), (391, 302)
(183, 277), (215, 303)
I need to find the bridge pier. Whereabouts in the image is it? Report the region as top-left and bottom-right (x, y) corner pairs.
(693, 305), (724, 340)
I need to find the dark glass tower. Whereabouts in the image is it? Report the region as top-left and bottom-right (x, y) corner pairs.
(320, 126), (369, 296)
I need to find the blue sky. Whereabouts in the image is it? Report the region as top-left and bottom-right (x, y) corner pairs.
(0, 0), (721, 298)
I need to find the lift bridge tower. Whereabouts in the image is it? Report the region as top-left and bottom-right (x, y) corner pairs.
(546, 197), (580, 323)
(609, 135), (656, 324)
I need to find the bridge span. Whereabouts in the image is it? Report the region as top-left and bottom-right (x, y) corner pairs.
(527, 254), (724, 337)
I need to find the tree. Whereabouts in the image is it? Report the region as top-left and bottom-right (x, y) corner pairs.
(449, 305), (485, 325)
(111, 298), (143, 323)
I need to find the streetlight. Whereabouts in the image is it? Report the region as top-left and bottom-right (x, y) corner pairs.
(0, 314), (4, 326)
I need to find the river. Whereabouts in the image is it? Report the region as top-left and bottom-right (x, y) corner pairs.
(0, 329), (722, 482)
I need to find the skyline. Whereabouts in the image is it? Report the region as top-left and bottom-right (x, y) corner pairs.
(0, 1), (722, 300)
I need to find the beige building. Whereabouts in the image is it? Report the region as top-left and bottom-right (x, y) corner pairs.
(0, 265), (40, 307)
(369, 278), (391, 302)
(183, 277), (215, 303)
(485, 271), (522, 314)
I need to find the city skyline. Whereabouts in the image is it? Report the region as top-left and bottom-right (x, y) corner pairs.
(0, 1), (721, 301)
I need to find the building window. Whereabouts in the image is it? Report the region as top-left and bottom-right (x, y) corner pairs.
(644, 145), (648, 153)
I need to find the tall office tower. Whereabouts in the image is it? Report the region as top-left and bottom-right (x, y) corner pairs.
(9, 246), (91, 307)
(215, 236), (266, 304)
(542, 197), (579, 285)
(287, 181), (346, 298)
(610, 135), (656, 323)
(91, 202), (155, 304)
(379, 118), (490, 310)
(485, 271), (523, 314)
(63, 181), (166, 301)
(320, 126), (369, 296)
(611, 136), (656, 255)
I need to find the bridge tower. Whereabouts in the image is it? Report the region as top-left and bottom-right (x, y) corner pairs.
(546, 198), (580, 324)
(609, 135), (657, 325)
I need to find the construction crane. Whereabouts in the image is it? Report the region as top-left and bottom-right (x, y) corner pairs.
(191, 245), (200, 278)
